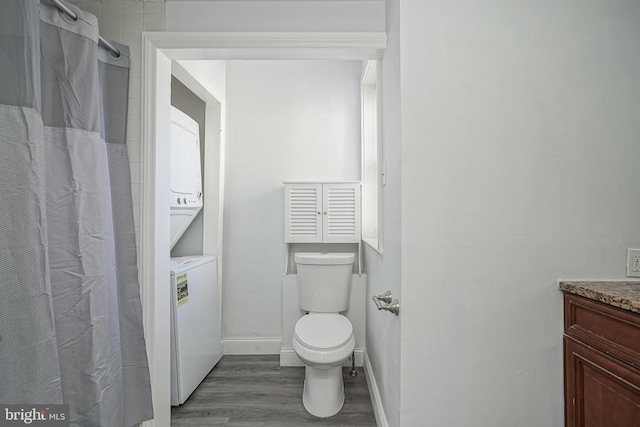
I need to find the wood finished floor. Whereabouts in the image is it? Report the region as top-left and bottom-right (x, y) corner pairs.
(171, 355), (377, 426)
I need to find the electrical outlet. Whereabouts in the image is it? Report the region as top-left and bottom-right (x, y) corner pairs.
(627, 249), (640, 278)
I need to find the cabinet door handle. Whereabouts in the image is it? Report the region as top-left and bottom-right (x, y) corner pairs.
(317, 211), (321, 214)
(323, 211), (327, 215)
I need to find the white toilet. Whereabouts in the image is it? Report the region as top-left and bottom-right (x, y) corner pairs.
(292, 252), (356, 418)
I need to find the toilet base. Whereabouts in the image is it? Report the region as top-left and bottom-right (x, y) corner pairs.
(301, 365), (344, 418)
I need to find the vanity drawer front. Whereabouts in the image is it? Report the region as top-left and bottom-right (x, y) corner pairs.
(564, 294), (640, 369)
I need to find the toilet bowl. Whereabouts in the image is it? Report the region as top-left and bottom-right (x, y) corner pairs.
(292, 252), (355, 417)
(293, 313), (355, 418)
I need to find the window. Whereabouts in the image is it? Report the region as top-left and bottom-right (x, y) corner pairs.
(361, 60), (383, 253)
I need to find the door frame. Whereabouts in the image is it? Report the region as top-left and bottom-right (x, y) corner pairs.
(140, 31), (386, 426)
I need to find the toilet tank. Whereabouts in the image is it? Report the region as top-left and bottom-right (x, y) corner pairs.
(295, 253), (355, 312)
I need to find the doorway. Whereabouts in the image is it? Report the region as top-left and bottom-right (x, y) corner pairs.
(140, 32), (386, 426)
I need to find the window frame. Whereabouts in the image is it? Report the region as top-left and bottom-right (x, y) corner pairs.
(360, 60), (384, 254)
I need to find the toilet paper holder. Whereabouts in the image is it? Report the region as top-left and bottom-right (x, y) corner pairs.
(372, 291), (400, 316)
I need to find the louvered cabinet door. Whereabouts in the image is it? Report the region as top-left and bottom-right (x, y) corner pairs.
(322, 183), (361, 243)
(284, 183), (323, 243)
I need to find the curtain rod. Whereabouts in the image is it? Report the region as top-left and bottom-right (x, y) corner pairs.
(50, 0), (121, 58)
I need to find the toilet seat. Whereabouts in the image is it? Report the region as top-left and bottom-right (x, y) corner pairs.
(294, 314), (353, 351)
(293, 314), (355, 368)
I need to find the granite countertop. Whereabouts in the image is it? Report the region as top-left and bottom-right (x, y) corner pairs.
(559, 281), (640, 314)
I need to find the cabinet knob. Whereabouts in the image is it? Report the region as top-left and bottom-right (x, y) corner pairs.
(317, 211), (321, 214)
(323, 211), (327, 215)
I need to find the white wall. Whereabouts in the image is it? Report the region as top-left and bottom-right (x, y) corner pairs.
(166, 0), (385, 32)
(400, 1), (640, 426)
(362, 0), (401, 425)
(222, 60), (362, 350)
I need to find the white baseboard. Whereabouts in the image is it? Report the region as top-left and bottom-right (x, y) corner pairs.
(364, 350), (389, 427)
(280, 347), (365, 367)
(222, 337), (282, 355)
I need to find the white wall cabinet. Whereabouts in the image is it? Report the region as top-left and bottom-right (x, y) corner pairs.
(285, 182), (361, 243)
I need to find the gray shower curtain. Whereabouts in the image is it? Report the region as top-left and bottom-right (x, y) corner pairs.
(0, 1), (153, 425)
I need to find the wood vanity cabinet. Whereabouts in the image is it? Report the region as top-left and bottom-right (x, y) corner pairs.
(563, 293), (640, 426)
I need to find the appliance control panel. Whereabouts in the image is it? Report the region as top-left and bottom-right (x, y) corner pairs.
(170, 191), (202, 208)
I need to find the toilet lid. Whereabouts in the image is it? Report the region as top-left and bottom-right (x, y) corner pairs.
(294, 314), (353, 351)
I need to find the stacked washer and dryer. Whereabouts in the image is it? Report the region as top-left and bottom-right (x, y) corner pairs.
(169, 106), (221, 406)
